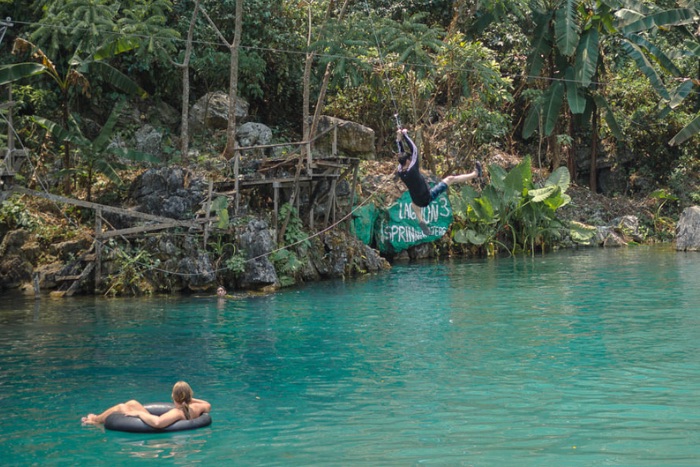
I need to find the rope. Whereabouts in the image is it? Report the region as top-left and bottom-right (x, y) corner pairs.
(97, 171), (393, 278)
(361, 0), (402, 129)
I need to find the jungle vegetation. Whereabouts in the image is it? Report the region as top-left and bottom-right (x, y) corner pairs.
(1, 0), (699, 243)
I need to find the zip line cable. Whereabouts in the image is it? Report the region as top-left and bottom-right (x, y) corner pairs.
(361, 0), (401, 129)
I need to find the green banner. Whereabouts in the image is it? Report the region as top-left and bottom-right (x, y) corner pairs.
(374, 190), (453, 254)
(351, 203), (377, 245)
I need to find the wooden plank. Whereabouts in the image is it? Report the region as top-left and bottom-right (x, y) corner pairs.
(97, 220), (203, 239)
(203, 179), (213, 247)
(95, 210), (102, 292)
(13, 187), (201, 228)
(55, 275), (82, 282)
(239, 176), (312, 187)
(65, 262), (95, 297)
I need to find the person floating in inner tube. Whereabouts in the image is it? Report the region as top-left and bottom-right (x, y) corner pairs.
(81, 381), (211, 429)
(396, 128), (482, 235)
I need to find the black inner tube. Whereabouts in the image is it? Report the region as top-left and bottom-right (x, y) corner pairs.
(104, 403), (212, 433)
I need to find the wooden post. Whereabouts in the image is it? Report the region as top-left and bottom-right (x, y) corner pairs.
(306, 141), (313, 176)
(347, 161), (359, 232)
(308, 180), (315, 231)
(273, 181), (280, 242)
(95, 207), (102, 293)
(203, 179), (213, 248)
(7, 85), (14, 154)
(325, 179), (336, 226)
(332, 125), (337, 157)
(33, 272), (40, 298)
(234, 145), (240, 214)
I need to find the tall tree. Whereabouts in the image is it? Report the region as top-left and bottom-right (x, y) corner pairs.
(0, 38), (146, 193)
(520, 0), (698, 191)
(199, 0), (243, 160)
(171, 0), (201, 162)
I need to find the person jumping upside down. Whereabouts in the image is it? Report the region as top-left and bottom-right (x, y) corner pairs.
(396, 128), (482, 235)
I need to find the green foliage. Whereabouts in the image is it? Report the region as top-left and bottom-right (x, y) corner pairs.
(225, 252), (246, 276)
(270, 248), (302, 288)
(208, 233), (246, 276)
(32, 99), (159, 200)
(104, 241), (160, 296)
(0, 196), (37, 230)
(211, 196), (229, 229)
(648, 189), (679, 239)
(29, 0), (118, 57)
(521, 0), (700, 152)
(569, 221), (597, 245)
(451, 156), (571, 256)
(279, 203), (309, 248)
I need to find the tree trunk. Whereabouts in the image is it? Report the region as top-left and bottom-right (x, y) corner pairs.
(178, 0), (200, 163)
(61, 89), (72, 193)
(302, 4), (313, 144)
(223, 0), (243, 160)
(589, 102), (599, 192)
(310, 0), (350, 141)
(567, 112), (577, 181)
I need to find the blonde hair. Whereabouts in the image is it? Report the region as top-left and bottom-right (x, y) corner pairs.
(172, 381), (193, 420)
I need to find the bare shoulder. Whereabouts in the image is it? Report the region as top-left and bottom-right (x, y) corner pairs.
(191, 400), (212, 417)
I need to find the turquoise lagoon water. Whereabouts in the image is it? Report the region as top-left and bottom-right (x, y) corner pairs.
(1, 246), (699, 466)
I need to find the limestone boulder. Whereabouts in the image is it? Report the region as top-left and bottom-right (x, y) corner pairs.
(676, 206), (700, 251)
(188, 91), (249, 132)
(238, 219), (279, 289)
(313, 116), (376, 159)
(134, 124), (163, 159)
(128, 167), (208, 220)
(237, 122), (272, 148)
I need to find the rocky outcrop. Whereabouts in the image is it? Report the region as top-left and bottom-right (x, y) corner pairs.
(238, 219), (279, 290)
(188, 91), (249, 133)
(134, 124), (163, 159)
(313, 116), (376, 160)
(676, 206), (700, 251)
(237, 122), (272, 148)
(595, 215), (645, 247)
(306, 230), (390, 279)
(128, 167), (208, 220)
(0, 229), (33, 290)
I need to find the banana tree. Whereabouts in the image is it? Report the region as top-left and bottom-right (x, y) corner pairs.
(32, 100), (157, 202)
(522, 0), (699, 191)
(0, 38), (146, 192)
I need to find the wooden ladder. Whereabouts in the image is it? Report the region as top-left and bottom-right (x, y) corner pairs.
(51, 248), (97, 298)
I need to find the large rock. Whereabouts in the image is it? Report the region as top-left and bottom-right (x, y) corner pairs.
(134, 124), (163, 159)
(178, 252), (216, 290)
(308, 231), (389, 278)
(238, 219), (279, 289)
(313, 116), (375, 159)
(237, 122), (272, 148)
(128, 167), (208, 220)
(237, 122), (273, 160)
(188, 91), (249, 133)
(676, 206), (700, 251)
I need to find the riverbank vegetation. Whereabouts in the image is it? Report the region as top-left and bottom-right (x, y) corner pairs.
(1, 1), (699, 293)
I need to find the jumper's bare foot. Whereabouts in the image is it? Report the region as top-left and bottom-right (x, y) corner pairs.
(81, 414), (99, 425)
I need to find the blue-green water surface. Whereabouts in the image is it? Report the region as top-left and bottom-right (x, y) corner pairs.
(1, 246), (699, 466)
